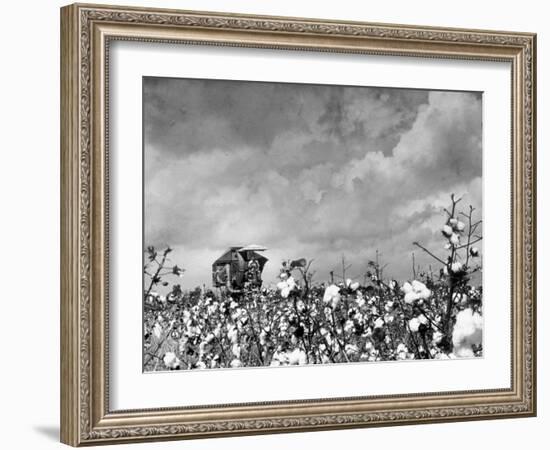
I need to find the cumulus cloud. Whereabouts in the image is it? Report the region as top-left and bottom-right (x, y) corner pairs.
(144, 77), (482, 288)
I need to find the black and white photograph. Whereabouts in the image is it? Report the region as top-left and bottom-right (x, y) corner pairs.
(142, 77), (483, 372)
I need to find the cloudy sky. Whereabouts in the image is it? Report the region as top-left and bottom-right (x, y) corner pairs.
(144, 77), (482, 289)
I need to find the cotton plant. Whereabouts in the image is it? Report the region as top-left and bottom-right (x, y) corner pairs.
(411, 194), (483, 354)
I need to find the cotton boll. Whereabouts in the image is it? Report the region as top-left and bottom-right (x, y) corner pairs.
(396, 350), (408, 360)
(231, 344), (242, 358)
(374, 317), (385, 329)
(442, 225), (453, 237)
(470, 247), (480, 257)
(412, 280), (431, 299)
(213, 325), (222, 339)
(451, 262), (464, 273)
(288, 348), (307, 365)
(344, 320), (355, 333)
(227, 325), (239, 344)
(350, 281), (360, 291)
(411, 280), (424, 292)
(456, 221), (466, 232)
(323, 285), (341, 307)
(270, 350), (289, 366)
(452, 308), (483, 357)
(454, 346), (475, 358)
(402, 282), (416, 304)
(230, 358), (243, 368)
(152, 322), (163, 340)
(450, 233), (460, 246)
(287, 276), (296, 290)
(163, 352), (181, 369)
(408, 317), (421, 332)
(195, 361), (206, 369)
(403, 280), (431, 303)
(277, 276), (296, 298)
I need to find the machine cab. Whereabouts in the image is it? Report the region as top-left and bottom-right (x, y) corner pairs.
(212, 245), (268, 292)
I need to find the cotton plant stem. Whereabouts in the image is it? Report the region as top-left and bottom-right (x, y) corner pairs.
(244, 308), (264, 365)
(330, 309), (350, 363)
(412, 242), (447, 265)
(145, 251), (170, 298)
(292, 297), (310, 363)
(455, 236), (482, 250)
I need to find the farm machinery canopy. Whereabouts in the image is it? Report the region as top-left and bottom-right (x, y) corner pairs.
(212, 245), (268, 291)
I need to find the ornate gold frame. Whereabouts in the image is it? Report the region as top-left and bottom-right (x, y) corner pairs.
(60, 3), (536, 446)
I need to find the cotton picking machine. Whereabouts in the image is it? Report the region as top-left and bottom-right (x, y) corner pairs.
(211, 245), (268, 293)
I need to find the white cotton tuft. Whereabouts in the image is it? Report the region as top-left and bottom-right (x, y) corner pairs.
(442, 225), (453, 237)
(451, 262), (464, 273)
(230, 358), (243, 368)
(288, 348), (307, 365)
(323, 285), (341, 308)
(277, 276), (296, 298)
(408, 317), (420, 332)
(163, 352), (181, 369)
(452, 308), (483, 357)
(402, 280), (431, 304)
(450, 233), (460, 246)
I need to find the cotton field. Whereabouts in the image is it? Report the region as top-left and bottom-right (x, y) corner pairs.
(143, 195), (483, 371)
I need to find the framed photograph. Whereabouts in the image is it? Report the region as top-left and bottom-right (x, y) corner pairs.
(60, 3), (536, 446)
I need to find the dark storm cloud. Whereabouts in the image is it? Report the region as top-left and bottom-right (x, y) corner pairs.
(144, 78), (428, 159)
(144, 77), (481, 288)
